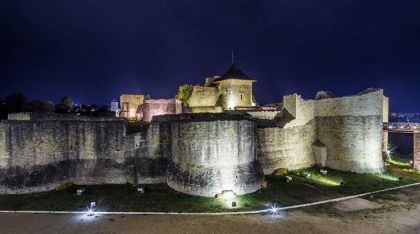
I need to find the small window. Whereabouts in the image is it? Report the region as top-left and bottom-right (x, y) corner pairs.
(240, 93), (243, 100)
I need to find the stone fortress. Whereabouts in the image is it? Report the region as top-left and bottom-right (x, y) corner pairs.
(0, 63), (388, 197)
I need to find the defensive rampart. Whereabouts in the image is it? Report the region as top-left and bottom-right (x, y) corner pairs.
(256, 89), (385, 174)
(0, 89), (387, 195)
(161, 113), (264, 197)
(0, 118), (127, 193)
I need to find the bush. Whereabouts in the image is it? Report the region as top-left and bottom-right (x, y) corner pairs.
(272, 168), (288, 176)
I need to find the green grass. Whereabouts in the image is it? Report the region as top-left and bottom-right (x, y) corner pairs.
(388, 153), (413, 169)
(0, 161), (418, 213)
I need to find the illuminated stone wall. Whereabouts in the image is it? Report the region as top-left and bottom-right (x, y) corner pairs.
(382, 96), (389, 155)
(217, 80), (254, 109)
(119, 94), (148, 120)
(414, 133), (420, 170)
(187, 80), (255, 110)
(124, 122), (168, 184)
(257, 121), (316, 173)
(188, 86), (218, 107)
(163, 113), (264, 197)
(256, 95), (317, 173)
(141, 99), (182, 122)
(0, 89), (386, 195)
(0, 118), (127, 193)
(256, 90), (385, 174)
(185, 106), (223, 113)
(314, 90), (385, 173)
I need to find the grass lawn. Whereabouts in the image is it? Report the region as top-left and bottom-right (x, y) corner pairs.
(0, 157), (419, 213)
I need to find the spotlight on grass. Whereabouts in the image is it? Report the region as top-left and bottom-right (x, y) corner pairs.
(388, 159), (412, 168)
(375, 173), (400, 181)
(313, 176), (341, 186)
(76, 188), (85, 196)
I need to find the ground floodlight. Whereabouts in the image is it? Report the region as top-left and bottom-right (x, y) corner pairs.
(76, 188), (85, 195)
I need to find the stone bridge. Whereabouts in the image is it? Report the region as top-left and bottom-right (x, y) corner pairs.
(384, 122), (420, 133)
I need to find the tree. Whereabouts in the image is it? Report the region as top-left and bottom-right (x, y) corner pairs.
(175, 85), (193, 106)
(55, 96), (74, 113)
(26, 100), (55, 113)
(5, 93), (27, 113)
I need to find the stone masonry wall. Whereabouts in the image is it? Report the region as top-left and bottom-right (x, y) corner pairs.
(141, 99), (182, 122)
(256, 95), (316, 174)
(217, 80), (254, 109)
(163, 113), (264, 197)
(0, 89), (387, 195)
(257, 121), (316, 174)
(188, 86), (218, 107)
(413, 133), (420, 170)
(256, 90), (385, 174)
(314, 90), (385, 173)
(0, 119), (128, 193)
(124, 122), (168, 184)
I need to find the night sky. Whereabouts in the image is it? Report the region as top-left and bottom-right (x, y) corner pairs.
(1, 1), (420, 112)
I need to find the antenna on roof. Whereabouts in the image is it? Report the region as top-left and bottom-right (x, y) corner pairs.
(231, 50), (235, 64)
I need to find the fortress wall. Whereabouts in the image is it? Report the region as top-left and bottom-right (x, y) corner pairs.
(257, 121), (316, 174)
(0, 119), (128, 193)
(314, 91), (383, 117)
(165, 114), (264, 197)
(256, 96), (316, 174)
(217, 80), (254, 108)
(283, 94), (315, 127)
(119, 94), (148, 120)
(414, 133), (420, 170)
(186, 106), (223, 113)
(247, 111), (281, 120)
(314, 90), (385, 173)
(125, 123), (168, 184)
(188, 86), (218, 107)
(142, 99), (182, 122)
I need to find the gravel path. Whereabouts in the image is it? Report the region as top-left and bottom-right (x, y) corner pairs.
(0, 187), (418, 234)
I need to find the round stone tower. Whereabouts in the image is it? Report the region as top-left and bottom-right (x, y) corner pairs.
(162, 113), (264, 197)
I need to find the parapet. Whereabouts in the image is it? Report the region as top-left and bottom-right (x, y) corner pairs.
(7, 112), (124, 122)
(152, 112), (254, 123)
(141, 99), (182, 122)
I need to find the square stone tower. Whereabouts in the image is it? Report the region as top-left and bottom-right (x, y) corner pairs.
(119, 94), (149, 120)
(210, 63), (257, 110)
